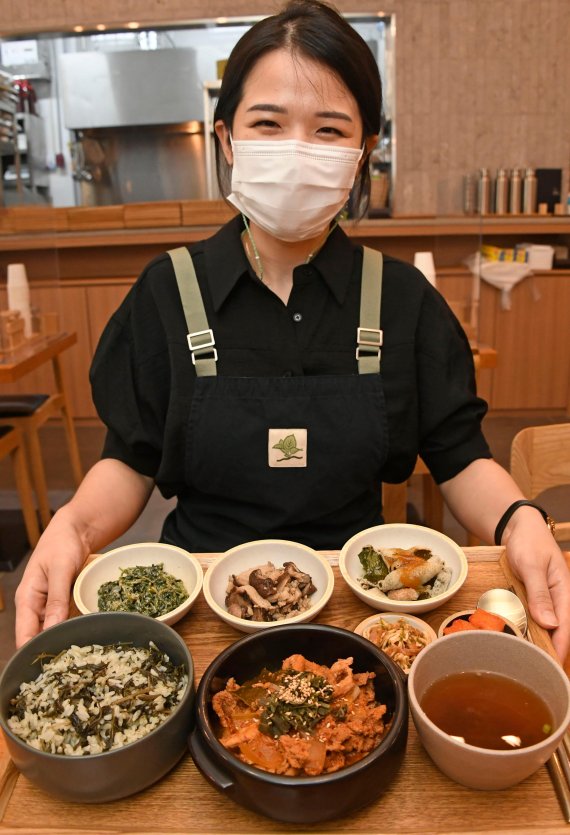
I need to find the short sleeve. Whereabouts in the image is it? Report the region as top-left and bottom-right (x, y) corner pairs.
(89, 267), (172, 478)
(416, 287), (491, 483)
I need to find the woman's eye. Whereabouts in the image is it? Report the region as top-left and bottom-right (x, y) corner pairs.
(317, 126), (345, 137)
(251, 119), (280, 129)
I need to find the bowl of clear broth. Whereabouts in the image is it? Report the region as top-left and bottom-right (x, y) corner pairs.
(407, 630), (570, 790)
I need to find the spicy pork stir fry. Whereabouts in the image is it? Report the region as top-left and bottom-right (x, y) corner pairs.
(225, 561), (316, 621)
(358, 545), (451, 601)
(212, 655), (388, 776)
(363, 618), (429, 674)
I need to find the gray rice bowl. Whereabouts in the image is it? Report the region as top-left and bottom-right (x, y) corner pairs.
(0, 612), (195, 802)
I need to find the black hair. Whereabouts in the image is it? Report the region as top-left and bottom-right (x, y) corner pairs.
(213, 0), (382, 216)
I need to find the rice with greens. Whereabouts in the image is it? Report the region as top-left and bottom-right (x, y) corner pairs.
(7, 642), (187, 756)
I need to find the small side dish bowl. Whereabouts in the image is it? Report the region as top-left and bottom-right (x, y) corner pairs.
(354, 613), (437, 675)
(73, 541), (203, 626)
(339, 523), (468, 614)
(0, 612), (195, 803)
(188, 623), (408, 823)
(437, 609), (525, 639)
(202, 539), (334, 633)
(408, 631), (570, 790)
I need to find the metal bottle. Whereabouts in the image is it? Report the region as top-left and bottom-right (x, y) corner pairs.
(509, 168), (523, 214)
(494, 168), (509, 215)
(463, 173), (477, 215)
(477, 168), (492, 215)
(523, 167), (537, 214)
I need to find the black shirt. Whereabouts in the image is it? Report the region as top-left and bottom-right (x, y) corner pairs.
(90, 215), (491, 544)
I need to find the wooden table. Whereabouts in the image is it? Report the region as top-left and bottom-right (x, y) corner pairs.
(0, 331), (77, 385)
(0, 546), (568, 834)
(0, 331), (82, 565)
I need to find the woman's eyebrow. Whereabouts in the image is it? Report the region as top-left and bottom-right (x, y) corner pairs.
(246, 103), (287, 113)
(316, 110), (353, 122)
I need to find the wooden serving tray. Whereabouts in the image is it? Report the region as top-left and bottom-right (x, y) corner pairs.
(0, 547), (568, 834)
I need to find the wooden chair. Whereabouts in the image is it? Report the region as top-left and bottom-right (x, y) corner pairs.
(0, 425), (41, 611)
(0, 393), (83, 530)
(510, 423), (570, 543)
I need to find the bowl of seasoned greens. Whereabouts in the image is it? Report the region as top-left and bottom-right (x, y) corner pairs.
(0, 612), (195, 802)
(73, 542), (203, 626)
(339, 523), (468, 614)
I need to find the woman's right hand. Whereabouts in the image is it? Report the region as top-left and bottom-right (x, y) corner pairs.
(15, 507), (90, 648)
(14, 459), (155, 648)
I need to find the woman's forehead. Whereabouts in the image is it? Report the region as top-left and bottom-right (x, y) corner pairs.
(240, 48), (357, 112)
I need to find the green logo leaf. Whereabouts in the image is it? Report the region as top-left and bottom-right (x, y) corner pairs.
(273, 433), (303, 460)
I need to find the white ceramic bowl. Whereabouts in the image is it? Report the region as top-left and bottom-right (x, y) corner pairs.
(339, 523), (468, 614)
(408, 631), (570, 790)
(437, 609), (525, 639)
(354, 613), (437, 674)
(73, 542), (203, 626)
(202, 539), (334, 633)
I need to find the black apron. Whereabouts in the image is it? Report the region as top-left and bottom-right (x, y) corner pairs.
(161, 246), (389, 552)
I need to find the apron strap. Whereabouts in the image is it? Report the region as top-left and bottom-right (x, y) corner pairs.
(357, 246), (383, 374)
(168, 246), (217, 377)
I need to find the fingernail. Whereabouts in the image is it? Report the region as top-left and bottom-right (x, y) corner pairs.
(538, 610), (558, 629)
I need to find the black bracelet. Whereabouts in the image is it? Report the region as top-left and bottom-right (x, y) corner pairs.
(494, 499), (555, 546)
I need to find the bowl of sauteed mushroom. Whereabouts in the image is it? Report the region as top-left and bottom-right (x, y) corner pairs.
(0, 612), (195, 802)
(188, 623), (408, 823)
(339, 523), (468, 614)
(73, 541), (203, 626)
(202, 539), (334, 633)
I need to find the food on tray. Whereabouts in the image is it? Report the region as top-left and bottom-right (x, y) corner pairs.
(97, 563), (189, 617)
(443, 608), (508, 635)
(420, 670), (553, 750)
(358, 545), (451, 600)
(225, 561), (316, 621)
(212, 654), (388, 775)
(7, 642), (188, 756)
(363, 617), (429, 674)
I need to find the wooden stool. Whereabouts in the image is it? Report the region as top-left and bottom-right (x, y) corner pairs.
(0, 393), (83, 530)
(0, 425), (41, 610)
(383, 457), (444, 529)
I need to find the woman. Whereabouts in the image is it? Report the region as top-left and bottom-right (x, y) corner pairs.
(15, 0), (569, 658)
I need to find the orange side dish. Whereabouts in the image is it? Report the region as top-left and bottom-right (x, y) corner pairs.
(212, 654), (388, 776)
(443, 608), (508, 635)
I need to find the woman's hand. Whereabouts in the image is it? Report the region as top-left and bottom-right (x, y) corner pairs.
(440, 458), (570, 662)
(15, 508), (90, 648)
(14, 459), (154, 648)
(501, 505), (570, 661)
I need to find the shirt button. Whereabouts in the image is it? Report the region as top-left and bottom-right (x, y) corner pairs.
(292, 312), (303, 323)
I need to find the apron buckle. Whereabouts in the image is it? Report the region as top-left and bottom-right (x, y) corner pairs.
(187, 329), (218, 365)
(356, 326), (383, 359)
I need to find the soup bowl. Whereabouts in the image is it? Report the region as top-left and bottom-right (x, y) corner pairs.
(408, 631), (570, 790)
(188, 623), (408, 823)
(0, 612), (195, 802)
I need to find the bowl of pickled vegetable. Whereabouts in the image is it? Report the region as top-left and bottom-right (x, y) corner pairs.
(73, 542), (203, 626)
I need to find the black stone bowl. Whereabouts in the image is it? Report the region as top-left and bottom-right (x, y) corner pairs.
(188, 623), (408, 824)
(0, 612), (195, 802)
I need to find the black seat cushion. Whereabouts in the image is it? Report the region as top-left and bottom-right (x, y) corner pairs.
(0, 394), (50, 417)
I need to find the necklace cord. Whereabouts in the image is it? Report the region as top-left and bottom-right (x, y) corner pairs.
(241, 213), (338, 282)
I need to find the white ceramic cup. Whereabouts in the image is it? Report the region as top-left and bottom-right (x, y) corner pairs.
(408, 631), (570, 790)
(413, 251), (436, 286)
(7, 263), (32, 337)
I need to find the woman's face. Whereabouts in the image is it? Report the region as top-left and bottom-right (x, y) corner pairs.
(215, 48), (374, 164)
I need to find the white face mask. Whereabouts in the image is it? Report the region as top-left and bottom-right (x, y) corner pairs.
(227, 138), (363, 242)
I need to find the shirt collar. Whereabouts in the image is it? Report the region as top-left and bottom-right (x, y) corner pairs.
(204, 214), (358, 311)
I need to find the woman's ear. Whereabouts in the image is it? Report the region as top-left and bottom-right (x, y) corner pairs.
(214, 120), (233, 165)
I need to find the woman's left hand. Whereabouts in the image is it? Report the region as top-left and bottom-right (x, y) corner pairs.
(502, 505), (570, 661)
(440, 458), (570, 662)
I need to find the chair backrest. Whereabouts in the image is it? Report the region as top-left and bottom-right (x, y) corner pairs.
(510, 423), (570, 542)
